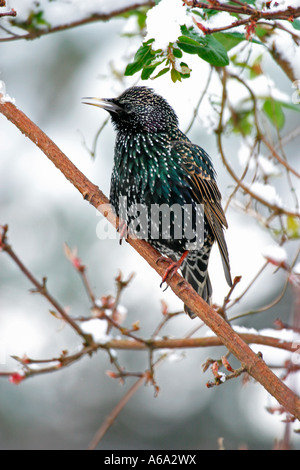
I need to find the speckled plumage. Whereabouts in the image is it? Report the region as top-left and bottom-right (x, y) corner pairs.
(87, 86), (232, 318)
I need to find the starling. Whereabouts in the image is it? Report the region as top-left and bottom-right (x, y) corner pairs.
(83, 86), (232, 318)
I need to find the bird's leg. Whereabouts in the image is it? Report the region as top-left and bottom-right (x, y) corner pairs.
(159, 251), (189, 288)
(117, 219), (128, 245)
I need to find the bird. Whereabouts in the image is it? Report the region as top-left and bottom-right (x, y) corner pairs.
(83, 86), (232, 318)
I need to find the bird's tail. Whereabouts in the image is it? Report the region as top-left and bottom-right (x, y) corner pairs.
(181, 249), (212, 319)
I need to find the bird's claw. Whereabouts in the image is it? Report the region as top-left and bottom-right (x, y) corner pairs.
(158, 251), (189, 289)
(159, 259), (182, 290)
(156, 255), (172, 266)
(117, 220), (128, 245)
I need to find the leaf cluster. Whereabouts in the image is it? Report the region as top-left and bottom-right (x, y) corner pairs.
(125, 26), (256, 82)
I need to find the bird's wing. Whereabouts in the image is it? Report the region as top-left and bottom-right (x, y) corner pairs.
(171, 140), (232, 287)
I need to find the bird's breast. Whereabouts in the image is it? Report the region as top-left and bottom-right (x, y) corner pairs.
(112, 132), (178, 203)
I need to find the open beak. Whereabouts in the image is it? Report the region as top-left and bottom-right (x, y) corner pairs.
(82, 97), (122, 114)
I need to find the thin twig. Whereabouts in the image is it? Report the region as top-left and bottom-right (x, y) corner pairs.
(185, 66), (213, 134)
(216, 70), (300, 218)
(88, 376), (145, 450)
(1, 232), (92, 344)
(0, 8), (16, 18)
(0, 2), (154, 42)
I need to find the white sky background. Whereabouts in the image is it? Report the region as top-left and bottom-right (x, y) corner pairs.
(1, 0), (300, 449)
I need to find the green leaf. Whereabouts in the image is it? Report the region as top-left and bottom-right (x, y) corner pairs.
(292, 19), (300, 30)
(180, 25), (203, 43)
(177, 36), (229, 66)
(140, 57), (165, 80)
(214, 31), (263, 51)
(124, 40), (155, 76)
(179, 62), (191, 77)
(177, 26), (229, 67)
(33, 11), (51, 28)
(262, 99), (285, 129)
(141, 65), (158, 80)
(228, 110), (253, 136)
(255, 25), (271, 38)
(151, 67), (170, 79)
(287, 215), (300, 238)
(197, 35), (229, 66)
(13, 10), (51, 31)
(171, 68), (182, 83)
(177, 35), (203, 55)
(125, 61), (143, 76)
(173, 47), (183, 59)
(192, 8), (220, 19)
(214, 32), (245, 51)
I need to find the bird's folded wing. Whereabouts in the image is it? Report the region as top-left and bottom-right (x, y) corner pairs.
(171, 140), (232, 287)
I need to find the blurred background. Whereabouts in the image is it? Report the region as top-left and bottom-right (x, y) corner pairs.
(0, 1), (299, 450)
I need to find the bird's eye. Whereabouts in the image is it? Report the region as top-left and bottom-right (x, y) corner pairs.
(123, 102), (133, 113)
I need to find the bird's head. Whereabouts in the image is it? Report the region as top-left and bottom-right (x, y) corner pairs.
(83, 86), (178, 134)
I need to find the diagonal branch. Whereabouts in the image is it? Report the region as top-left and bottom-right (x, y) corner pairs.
(1, 96), (300, 420)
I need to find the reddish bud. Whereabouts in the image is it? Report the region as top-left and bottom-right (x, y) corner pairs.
(206, 381), (214, 388)
(144, 370), (153, 383)
(161, 300), (169, 316)
(131, 320), (140, 331)
(266, 405), (285, 415)
(245, 20), (256, 40)
(212, 361), (220, 378)
(221, 356), (234, 372)
(63, 243), (85, 272)
(195, 21), (208, 34)
(100, 295), (115, 310)
(21, 355), (30, 365)
(266, 257), (287, 269)
(9, 373), (25, 385)
(274, 318), (285, 329)
(106, 370), (118, 378)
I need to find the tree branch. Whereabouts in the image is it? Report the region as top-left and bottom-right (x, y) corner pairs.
(0, 229), (94, 345)
(87, 376), (145, 450)
(1, 96), (300, 420)
(187, 0), (300, 22)
(216, 69), (300, 218)
(0, 2), (154, 42)
(0, 8), (16, 18)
